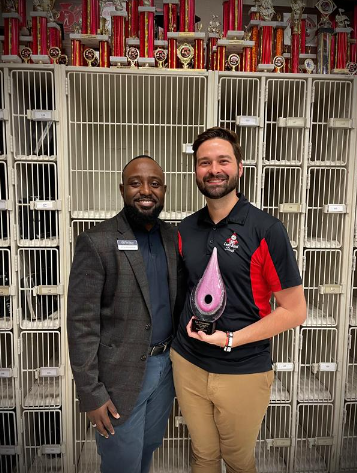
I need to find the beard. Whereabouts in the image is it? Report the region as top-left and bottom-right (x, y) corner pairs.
(124, 202), (164, 228)
(196, 172), (239, 199)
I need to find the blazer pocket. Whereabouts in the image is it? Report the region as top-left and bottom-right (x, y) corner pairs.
(98, 342), (116, 363)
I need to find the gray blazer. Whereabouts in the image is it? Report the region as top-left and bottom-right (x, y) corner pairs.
(67, 210), (181, 425)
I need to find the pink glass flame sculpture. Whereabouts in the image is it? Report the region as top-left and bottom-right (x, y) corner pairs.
(190, 247), (226, 323)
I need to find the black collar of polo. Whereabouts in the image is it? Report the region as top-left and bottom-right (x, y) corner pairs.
(197, 193), (250, 226)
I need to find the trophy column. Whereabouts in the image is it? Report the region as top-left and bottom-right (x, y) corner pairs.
(48, 23), (62, 50)
(30, 12), (50, 64)
(163, 0), (179, 39)
(179, 0), (195, 32)
(194, 34), (205, 69)
(138, 5), (156, 67)
(110, 10), (128, 66)
(126, 0), (139, 38)
(229, 0), (243, 31)
(333, 27), (353, 74)
(81, 0), (100, 35)
(167, 34), (178, 68)
(223, 1), (229, 37)
(248, 7), (260, 72)
(207, 33), (219, 70)
(317, 25), (333, 74)
(2, 13), (22, 63)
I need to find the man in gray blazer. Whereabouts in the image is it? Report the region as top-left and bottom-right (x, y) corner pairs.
(67, 156), (183, 473)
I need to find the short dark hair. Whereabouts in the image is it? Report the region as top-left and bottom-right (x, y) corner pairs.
(192, 127), (242, 166)
(121, 155), (163, 181)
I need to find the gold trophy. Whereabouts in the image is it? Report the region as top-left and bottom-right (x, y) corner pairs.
(83, 48), (96, 67)
(127, 46), (140, 68)
(273, 55), (285, 72)
(177, 43), (194, 69)
(20, 46), (32, 63)
(48, 46), (61, 64)
(154, 48), (168, 68)
(227, 53), (240, 71)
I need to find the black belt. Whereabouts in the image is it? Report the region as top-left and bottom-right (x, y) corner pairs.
(148, 336), (173, 356)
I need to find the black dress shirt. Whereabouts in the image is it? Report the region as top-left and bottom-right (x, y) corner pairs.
(134, 223), (172, 345)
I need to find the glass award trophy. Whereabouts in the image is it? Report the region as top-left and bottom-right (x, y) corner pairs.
(190, 247), (226, 335)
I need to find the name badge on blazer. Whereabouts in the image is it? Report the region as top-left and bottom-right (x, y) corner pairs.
(117, 239), (138, 251)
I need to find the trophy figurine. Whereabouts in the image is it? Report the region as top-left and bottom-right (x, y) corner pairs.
(190, 248), (226, 335)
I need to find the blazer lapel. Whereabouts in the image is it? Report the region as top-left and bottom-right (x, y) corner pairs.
(116, 212), (152, 317)
(160, 221), (177, 311)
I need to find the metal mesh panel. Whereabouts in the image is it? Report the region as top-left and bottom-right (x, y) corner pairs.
(151, 397), (190, 473)
(305, 167), (346, 248)
(303, 250), (342, 326)
(0, 331), (15, 409)
(239, 165), (257, 206)
(15, 162), (59, 246)
(310, 80), (352, 165)
(18, 249), (60, 329)
(295, 403), (333, 472)
(23, 409), (63, 472)
(21, 331), (61, 408)
(271, 330), (295, 403)
(68, 72), (206, 219)
(218, 77), (260, 164)
(351, 250), (357, 326)
(73, 381), (100, 473)
(340, 402), (357, 471)
(346, 328), (357, 401)
(0, 161), (10, 246)
(264, 79), (306, 164)
(0, 411), (19, 473)
(0, 249), (12, 330)
(298, 328), (337, 403)
(11, 70), (57, 160)
(71, 220), (102, 259)
(262, 166), (302, 247)
(256, 404), (291, 473)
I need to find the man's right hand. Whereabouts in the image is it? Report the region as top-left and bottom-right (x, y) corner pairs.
(87, 399), (120, 438)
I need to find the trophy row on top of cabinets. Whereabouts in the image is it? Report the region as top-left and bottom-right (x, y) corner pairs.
(0, 0), (356, 75)
(0, 0), (66, 64)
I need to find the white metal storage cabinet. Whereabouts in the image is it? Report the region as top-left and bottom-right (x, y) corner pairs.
(3, 64), (66, 473)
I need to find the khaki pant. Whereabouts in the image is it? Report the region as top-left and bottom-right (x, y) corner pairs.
(170, 349), (274, 473)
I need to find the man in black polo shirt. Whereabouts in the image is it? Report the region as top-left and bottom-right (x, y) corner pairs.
(171, 127), (306, 473)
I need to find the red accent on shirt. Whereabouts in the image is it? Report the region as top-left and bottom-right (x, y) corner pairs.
(250, 238), (282, 318)
(178, 231), (183, 257)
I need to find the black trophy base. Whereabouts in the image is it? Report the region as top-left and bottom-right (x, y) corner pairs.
(192, 318), (216, 335)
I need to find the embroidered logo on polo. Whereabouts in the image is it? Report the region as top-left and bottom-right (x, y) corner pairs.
(224, 233), (239, 252)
